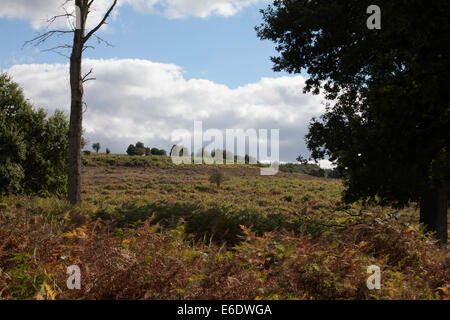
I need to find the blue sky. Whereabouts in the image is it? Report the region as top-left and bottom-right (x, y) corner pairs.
(0, 0), (330, 166)
(0, 1), (292, 88)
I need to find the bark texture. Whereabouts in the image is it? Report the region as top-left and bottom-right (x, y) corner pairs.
(420, 182), (448, 245)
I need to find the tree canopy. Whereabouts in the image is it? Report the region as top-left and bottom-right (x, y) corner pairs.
(92, 142), (101, 153)
(257, 0), (449, 242)
(0, 73), (69, 196)
(126, 142), (166, 156)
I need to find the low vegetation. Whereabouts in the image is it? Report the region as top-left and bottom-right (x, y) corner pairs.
(0, 154), (448, 300)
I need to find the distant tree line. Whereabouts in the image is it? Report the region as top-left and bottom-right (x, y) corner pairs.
(127, 142), (167, 156)
(170, 145), (258, 164)
(81, 142), (110, 155)
(279, 163), (342, 179)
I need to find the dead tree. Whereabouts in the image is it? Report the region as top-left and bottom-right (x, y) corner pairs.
(26, 0), (118, 204)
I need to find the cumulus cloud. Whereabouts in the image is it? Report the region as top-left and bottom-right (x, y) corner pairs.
(6, 58), (326, 162)
(0, 0), (268, 30)
(126, 0), (267, 19)
(0, 0), (121, 30)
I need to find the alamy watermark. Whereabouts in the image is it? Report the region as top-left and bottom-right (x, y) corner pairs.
(67, 265), (81, 290)
(74, 5), (81, 30)
(170, 121), (279, 175)
(366, 265), (381, 290)
(367, 5), (381, 30)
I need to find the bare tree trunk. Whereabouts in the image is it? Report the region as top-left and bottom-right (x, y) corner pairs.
(67, 0), (85, 205)
(420, 182), (448, 245)
(24, 0), (117, 204)
(66, 0), (117, 204)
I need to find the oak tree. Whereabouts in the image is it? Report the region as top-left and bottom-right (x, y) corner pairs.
(257, 0), (449, 243)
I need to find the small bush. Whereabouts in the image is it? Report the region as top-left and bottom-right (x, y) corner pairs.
(209, 169), (226, 188)
(151, 148), (167, 156)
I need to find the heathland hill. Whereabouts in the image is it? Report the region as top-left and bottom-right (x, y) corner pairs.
(0, 153), (448, 299)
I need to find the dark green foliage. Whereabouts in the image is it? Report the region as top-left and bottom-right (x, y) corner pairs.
(95, 200), (299, 245)
(281, 162), (341, 178)
(257, 0), (450, 199)
(211, 149), (234, 161)
(311, 168), (325, 178)
(81, 153), (174, 168)
(279, 163), (323, 177)
(106, 148), (110, 155)
(0, 73), (68, 196)
(135, 141), (145, 149)
(298, 218), (328, 239)
(257, 1), (449, 241)
(150, 147), (167, 156)
(134, 142), (146, 156)
(244, 154), (253, 164)
(126, 144), (136, 155)
(296, 155), (308, 165)
(92, 142), (101, 153)
(83, 150), (91, 155)
(326, 169), (342, 179)
(126, 143), (145, 156)
(127, 142), (160, 156)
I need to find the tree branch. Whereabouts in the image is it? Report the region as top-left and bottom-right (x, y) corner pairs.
(82, 68), (96, 83)
(83, 0), (118, 44)
(24, 0), (118, 58)
(24, 30), (74, 49)
(41, 45), (73, 59)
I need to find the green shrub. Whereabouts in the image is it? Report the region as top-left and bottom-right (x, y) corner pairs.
(151, 148), (167, 156)
(5, 252), (45, 299)
(297, 218), (328, 239)
(126, 144), (137, 155)
(209, 169), (226, 188)
(0, 73), (68, 196)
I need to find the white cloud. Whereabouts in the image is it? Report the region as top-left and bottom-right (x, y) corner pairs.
(0, 0), (268, 30)
(315, 160), (336, 170)
(126, 0), (267, 19)
(6, 58), (325, 161)
(0, 0), (121, 30)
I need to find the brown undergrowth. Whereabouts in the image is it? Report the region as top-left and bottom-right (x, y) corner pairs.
(0, 156), (448, 300)
(0, 207), (448, 300)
